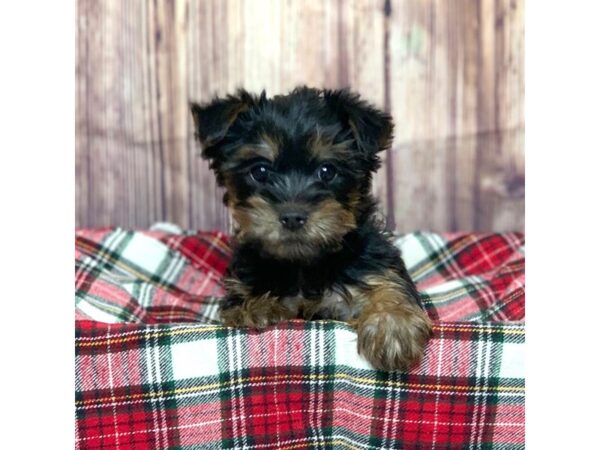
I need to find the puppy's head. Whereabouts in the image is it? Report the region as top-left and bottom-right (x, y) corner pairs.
(191, 87), (393, 261)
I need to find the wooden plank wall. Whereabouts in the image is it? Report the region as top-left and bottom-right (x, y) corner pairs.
(76, 0), (524, 232)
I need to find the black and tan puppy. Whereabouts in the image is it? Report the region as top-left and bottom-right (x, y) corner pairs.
(190, 87), (431, 371)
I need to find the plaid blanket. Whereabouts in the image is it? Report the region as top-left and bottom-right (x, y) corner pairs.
(75, 225), (525, 449)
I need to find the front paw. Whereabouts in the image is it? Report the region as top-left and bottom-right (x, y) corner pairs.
(220, 295), (294, 329)
(356, 304), (432, 371)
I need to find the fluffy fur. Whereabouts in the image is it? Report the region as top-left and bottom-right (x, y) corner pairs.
(191, 87), (432, 371)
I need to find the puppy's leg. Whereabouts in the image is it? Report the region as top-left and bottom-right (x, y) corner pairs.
(352, 270), (432, 371)
(220, 277), (296, 329)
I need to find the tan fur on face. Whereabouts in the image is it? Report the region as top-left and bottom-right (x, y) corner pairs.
(232, 196), (357, 260)
(258, 133), (280, 159)
(231, 133), (280, 164)
(232, 196), (283, 243)
(347, 189), (362, 214)
(303, 198), (356, 248)
(234, 145), (274, 163)
(308, 130), (354, 161)
(223, 175), (239, 208)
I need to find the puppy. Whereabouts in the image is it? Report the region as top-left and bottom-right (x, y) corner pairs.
(190, 87), (432, 371)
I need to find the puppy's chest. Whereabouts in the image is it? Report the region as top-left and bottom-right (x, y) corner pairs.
(252, 265), (362, 321)
(251, 263), (336, 298)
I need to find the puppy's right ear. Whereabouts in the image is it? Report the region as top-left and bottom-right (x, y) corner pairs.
(190, 89), (256, 159)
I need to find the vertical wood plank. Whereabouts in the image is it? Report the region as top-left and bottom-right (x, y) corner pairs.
(152, 0), (190, 227)
(474, 0), (497, 231)
(490, 0), (524, 230)
(75, 0), (89, 227)
(123, 0), (162, 228)
(449, 0), (480, 231)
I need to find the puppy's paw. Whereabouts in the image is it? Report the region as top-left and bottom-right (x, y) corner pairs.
(356, 304), (432, 371)
(220, 295), (294, 329)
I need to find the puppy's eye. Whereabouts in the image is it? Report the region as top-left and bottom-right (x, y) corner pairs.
(250, 164), (271, 183)
(317, 164), (337, 182)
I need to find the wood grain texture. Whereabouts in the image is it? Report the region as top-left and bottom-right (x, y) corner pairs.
(76, 0), (524, 232)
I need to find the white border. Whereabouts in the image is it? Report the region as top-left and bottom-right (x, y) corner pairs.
(527, 1), (600, 447)
(0, 2), (74, 448)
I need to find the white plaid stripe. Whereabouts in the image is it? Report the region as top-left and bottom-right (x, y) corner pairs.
(142, 328), (164, 448)
(469, 324), (495, 450)
(430, 325), (446, 449)
(311, 324), (325, 447)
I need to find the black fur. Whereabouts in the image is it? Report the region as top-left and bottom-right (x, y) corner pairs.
(190, 87), (431, 371)
(191, 87), (391, 206)
(224, 220), (421, 318)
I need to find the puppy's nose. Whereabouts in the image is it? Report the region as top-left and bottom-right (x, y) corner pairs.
(279, 211), (308, 231)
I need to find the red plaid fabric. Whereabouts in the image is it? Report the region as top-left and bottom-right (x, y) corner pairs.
(75, 225), (525, 449)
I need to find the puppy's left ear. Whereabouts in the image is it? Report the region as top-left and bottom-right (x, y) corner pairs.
(323, 89), (394, 155)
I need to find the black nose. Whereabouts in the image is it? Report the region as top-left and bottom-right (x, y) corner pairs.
(279, 211), (307, 231)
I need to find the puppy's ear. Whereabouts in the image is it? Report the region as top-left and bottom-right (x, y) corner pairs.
(190, 89), (257, 157)
(323, 89), (394, 155)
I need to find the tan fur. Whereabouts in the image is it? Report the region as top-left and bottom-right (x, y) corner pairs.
(231, 196), (356, 260)
(221, 277), (296, 328)
(223, 176), (239, 208)
(351, 271), (432, 371)
(234, 145), (275, 163)
(259, 133), (281, 160)
(308, 287), (360, 321)
(308, 131), (354, 161)
(303, 199), (356, 248)
(232, 134), (280, 164)
(347, 189), (362, 215)
(220, 294), (297, 328)
(232, 196), (283, 242)
(281, 294), (324, 320)
(301, 271), (432, 370)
